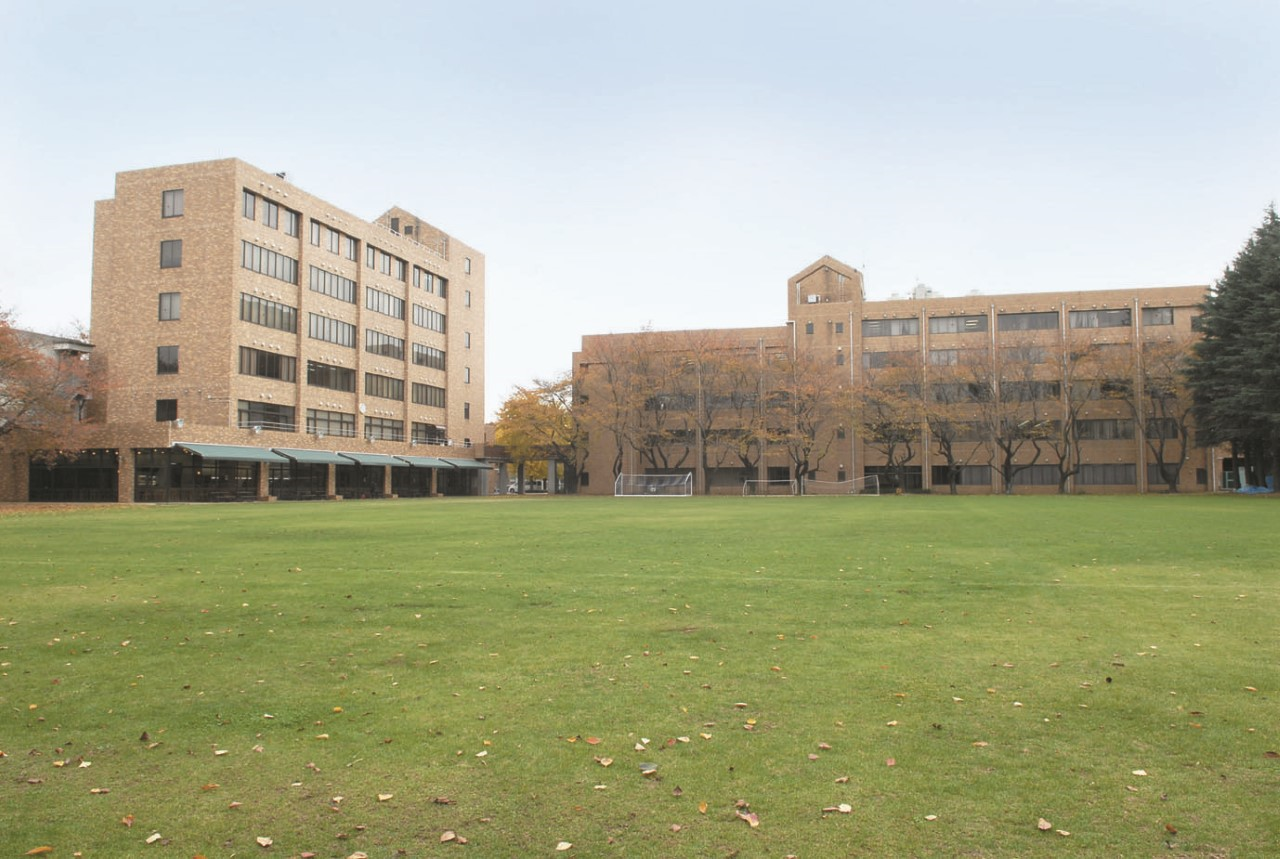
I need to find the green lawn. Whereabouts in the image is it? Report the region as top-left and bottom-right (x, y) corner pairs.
(2, 495), (1277, 857)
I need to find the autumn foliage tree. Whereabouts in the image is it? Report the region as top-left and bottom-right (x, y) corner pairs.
(0, 311), (94, 462)
(493, 374), (588, 492)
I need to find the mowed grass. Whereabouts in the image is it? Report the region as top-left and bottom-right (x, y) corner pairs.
(2, 495), (1278, 858)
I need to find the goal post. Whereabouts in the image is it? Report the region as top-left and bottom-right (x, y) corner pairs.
(802, 475), (881, 496)
(742, 478), (799, 497)
(614, 472), (694, 497)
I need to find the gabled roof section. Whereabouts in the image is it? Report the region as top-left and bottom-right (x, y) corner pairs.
(788, 256), (865, 310)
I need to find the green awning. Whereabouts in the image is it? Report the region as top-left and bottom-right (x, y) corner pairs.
(272, 448), (349, 465)
(395, 455), (455, 468)
(173, 442), (288, 463)
(337, 451), (409, 467)
(442, 458), (491, 470)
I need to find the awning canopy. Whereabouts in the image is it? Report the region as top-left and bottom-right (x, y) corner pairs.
(338, 451), (410, 467)
(396, 455), (455, 468)
(272, 448), (349, 465)
(173, 442), (288, 463)
(441, 458), (491, 470)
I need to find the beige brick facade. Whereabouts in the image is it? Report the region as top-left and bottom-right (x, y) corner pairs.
(574, 256), (1218, 495)
(4, 158), (488, 502)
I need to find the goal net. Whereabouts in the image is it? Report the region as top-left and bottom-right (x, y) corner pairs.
(614, 472), (694, 497)
(803, 475), (881, 496)
(742, 478), (799, 497)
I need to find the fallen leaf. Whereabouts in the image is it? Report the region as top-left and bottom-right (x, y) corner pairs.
(1056, 830), (1071, 837)
(378, 793), (393, 801)
(885, 758), (896, 767)
(1038, 818), (1053, 831)
(214, 749), (229, 756)
(201, 783), (219, 791)
(670, 823), (682, 832)
(595, 756), (613, 767)
(1132, 769), (1148, 776)
(146, 832), (163, 844)
(1264, 751), (1280, 759)
(924, 814), (937, 821)
(698, 801), (708, 814)
(556, 842), (573, 851)
(1166, 823), (1178, 834)
(256, 836), (273, 847)
(835, 776), (849, 783)
(122, 814), (135, 828)
(89, 787), (110, 794)
(441, 831), (457, 843)
(25, 849), (54, 856)
(972, 741), (989, 747)
(736, 810), (761, 828)
(585, 737), (601, 745)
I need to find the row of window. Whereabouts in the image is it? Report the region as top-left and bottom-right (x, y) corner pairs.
(156, 399), (458, 447)
(310, 266), (357, 303)
(311, 220), (359, 260)
(241, 240), (299, 285)
(244, 190), (301, 237)
(367, 244), (408, 281)
(851, 308), (1177, 338)
(413, 265), (448, 297)
(877, 462), (1199, 488)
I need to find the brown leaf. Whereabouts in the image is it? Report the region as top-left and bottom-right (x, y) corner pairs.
(698, 801), (708, 814)
(585, 736), (601, 745)
(1165, 823), (1178, 834)
(736, 810), (761, 828)
(122, 814), (135, 828)
(441, 831), (457, 843)
(256, 836), (273, 847)
(885, 758), (896, 767)
(26, 849), (54, 856)
(1037, 818), (1052, 831)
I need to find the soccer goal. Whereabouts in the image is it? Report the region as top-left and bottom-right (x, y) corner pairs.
(614, 472), (694, 497)
(803, 475), (881, 496)
(742, 478), (799, 497)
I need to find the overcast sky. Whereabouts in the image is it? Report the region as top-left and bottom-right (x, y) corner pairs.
(2, 0), (1277, 420)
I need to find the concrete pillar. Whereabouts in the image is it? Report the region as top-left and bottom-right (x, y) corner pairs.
(326, 464), (339, 500)
(383, 466), (394, 498)
(547, 459), (558, 494)
(256, 462), (271, 500)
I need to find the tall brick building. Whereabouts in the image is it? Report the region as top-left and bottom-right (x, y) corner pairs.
(4, 158), (490, 502)
(574, 257), (1220, 495)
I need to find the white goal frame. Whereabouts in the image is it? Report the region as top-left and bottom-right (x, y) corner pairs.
(742, 478), (799, 497)
(614, 472), (694, 497)
(802, 475), (881, 496)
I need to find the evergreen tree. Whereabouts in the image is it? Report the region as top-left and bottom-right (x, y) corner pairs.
(1188, 206), (1280, 485)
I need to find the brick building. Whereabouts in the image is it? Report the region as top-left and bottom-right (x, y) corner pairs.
(574, 256), (1221, 495)
(2, 158), (490, 502)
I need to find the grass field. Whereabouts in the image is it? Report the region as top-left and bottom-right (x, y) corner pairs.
(2, 495), (1277, 858)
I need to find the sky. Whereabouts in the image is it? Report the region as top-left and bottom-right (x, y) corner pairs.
(2, 0), (1277, 421)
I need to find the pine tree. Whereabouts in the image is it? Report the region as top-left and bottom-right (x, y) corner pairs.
(1188, 206), (1280, 485)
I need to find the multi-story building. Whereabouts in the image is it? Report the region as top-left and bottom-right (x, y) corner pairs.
(2, 158), (490, 502)
(573, 256), (1219, 495)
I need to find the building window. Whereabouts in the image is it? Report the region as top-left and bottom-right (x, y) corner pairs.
(365, 329), (405, 360)
(834, 321), (844, 334)
(393, 258), (406, 281)
(345, 236), (358, 261)
(931, 464), (992, 486)
(364, 373), (405, 401)
(160, 239), (183, 269)
(928, 349), (958, 366)
(464, 402), (471, 420)
(365, 417), (404, 441)
(464, 256), (472, 274)
(306, 408), (356, 438)
(464, 366), (471, 383)
(262, 199), (279, 229)
(465, 289), (472, 307)
(862, 317), (920, 337)
(805, 321), (814, 335)
(158, 292), (181, 321)
(310, 220), (322, 246)
(237, 400), (296, 432)
(306, 360), (356, 392)
(328, 227), (341, 254)
(412, 422), (446, 444)
(155, 399), (178, 422)
(240, 293), (299, 333)
(243, 190), (255, 219)
(307, 313), (356, 347)
(1142, 307), (1174, 326)
(1078, 463), (1136, 485)
(835, 352), (845, 366)
(241, 240), (298, 285)
(413, 304), (447, 333)
(283, 209), (299, 237)
(1145, 417), (1180, 440)
(1069, 308), (1131, 329)
(238, 346), (297, 382)
(366, 245), (377, 269)
(1010, 464), (1059, 486)
(156, 345), (179, 375)
(929, 315), (987, 334)
(836, 426), (846, 439)
(309, 266), (357, 303)
(997, 311), (1058, 331)
(1000, 380), (1061, 402)
(464, 332), (471, 349)
(412, 343), (446, 370)
(162, 189), (184, 218)
(366, 288), (406, 320)
(412, 382), (446, 407)
(1076, 418), (1135, 440)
